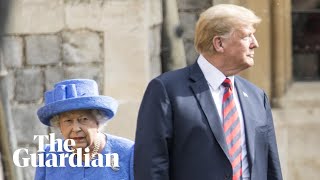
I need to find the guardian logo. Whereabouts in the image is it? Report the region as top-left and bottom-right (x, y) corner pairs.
(12, 133), (119, 169)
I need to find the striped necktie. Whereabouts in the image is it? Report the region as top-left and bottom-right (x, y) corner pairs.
(222, 78), (242, 180)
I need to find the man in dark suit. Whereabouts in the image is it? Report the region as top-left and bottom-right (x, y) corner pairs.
(134, 4), (283, 180)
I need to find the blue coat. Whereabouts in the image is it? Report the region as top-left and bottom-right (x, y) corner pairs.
(35, 134), (134, 180)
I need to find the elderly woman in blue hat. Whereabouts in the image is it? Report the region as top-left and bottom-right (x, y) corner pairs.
(35, 79), (134, 180)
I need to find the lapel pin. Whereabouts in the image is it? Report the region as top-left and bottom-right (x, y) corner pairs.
(243, 92), (248, 97)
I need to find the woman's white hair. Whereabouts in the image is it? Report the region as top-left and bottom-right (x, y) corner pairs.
(50, 109), (108, 129)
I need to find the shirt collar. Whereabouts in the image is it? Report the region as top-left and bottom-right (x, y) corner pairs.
(197, 54), (235, 90)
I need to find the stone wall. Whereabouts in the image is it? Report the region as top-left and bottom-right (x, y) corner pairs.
(2, 30), (104, 179)
(274, 82), (320, 180)
(2, 0), (152, 179)
(177, 0), (212, 65)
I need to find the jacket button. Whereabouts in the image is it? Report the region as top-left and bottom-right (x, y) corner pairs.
(224, 174), (231, 180)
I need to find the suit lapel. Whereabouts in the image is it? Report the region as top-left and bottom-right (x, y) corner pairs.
(189, 63), (230, 160)
(234, 77), (257, 172)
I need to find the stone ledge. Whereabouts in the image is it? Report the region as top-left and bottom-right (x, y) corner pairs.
(273, 108), (320, 125)
(277, 82), (320, 108)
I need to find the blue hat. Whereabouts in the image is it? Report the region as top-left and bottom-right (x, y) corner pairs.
(37, 79), (118, 126)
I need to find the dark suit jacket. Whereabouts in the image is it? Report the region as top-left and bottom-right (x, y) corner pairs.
(134, 63), (283, 180)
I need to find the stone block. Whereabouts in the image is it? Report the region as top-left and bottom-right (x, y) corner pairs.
(12, 105), (48, 144)
(26, 35), (61, 65)
(64, 65), (103, 87)
(184, 40), (198, 65)
(6, 0), (64, 34)
(15, 145), (37, 180)
(6, 71), (15, 101)
(101, 100), (139, 140)
(2, 36), (23, 68)
(65, 0), (147, 31)
(62, 31), (102, 64)
(177, 0), (212, 10)
(149, 0), (163, 27)
(103, 28), (149, 101)
(15, 69), (44, 102)
(44, 66), (65, 90)
(179, 12), (197, 39)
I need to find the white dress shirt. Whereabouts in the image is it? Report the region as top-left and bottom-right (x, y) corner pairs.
(197, 55), (250, 179)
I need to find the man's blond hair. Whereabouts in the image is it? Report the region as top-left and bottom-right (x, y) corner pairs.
(194, 4), (261, 55)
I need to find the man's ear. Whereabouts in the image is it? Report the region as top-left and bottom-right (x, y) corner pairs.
(212, 36), (224, 53)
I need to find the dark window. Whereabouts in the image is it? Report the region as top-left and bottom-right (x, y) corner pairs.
(292, 0), (320, 80)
